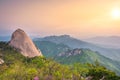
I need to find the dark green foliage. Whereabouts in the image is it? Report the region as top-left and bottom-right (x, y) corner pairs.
(87, 62), (120, 80)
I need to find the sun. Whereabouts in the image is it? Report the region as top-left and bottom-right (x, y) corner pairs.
(111, 8), (120, 19)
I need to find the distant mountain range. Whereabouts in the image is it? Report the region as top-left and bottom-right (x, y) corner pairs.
(1, 39), (120, 79)
(34, 40), (120, 74)
(0, 36), (10, 41)
(84, 36), (120, 49)
(34, 35), (120, 74)
(34, 35), (120, 61)
(1, 31), (120, 76)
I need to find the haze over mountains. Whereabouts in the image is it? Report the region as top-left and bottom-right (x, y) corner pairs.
(1, 35), (120, 50)
(1, 34), (120, 61)
(1, 0), (120, 79)
(34, 35), (120, 61)
(0, 36), (10, 41)
(0, 29), (120, 78)
(84, 36), (120, 49)
(34, 35), (120, 75)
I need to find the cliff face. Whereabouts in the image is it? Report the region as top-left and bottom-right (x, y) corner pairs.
(58, 48), (82, 57)
(9, 29), (42, 57)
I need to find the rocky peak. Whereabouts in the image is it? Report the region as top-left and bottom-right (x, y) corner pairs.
(9, 29), (42, 57)
(58, 48), (82, 57)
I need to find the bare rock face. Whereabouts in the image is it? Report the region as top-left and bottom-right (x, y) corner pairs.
(58, 48), (81, 57)
(0, 58), (4, 64)
(9, 29), (42, 57)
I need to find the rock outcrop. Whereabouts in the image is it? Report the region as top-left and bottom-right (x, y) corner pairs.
(58, 48), (81, 57)
(9, 29), (42, 57)
(0, 58), (4, 64)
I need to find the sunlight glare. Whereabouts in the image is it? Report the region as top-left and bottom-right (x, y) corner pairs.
(111, 8), (120, 19)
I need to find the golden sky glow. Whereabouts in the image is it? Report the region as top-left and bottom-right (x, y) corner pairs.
(111, 7), (120, 19)
(0, 0), (120, 38)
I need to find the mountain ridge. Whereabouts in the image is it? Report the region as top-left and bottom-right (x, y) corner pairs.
(84, 36), (120, 49)
(33, 35), (120, 61)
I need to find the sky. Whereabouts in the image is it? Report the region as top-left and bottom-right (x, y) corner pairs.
(0, 0), (120, 39)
